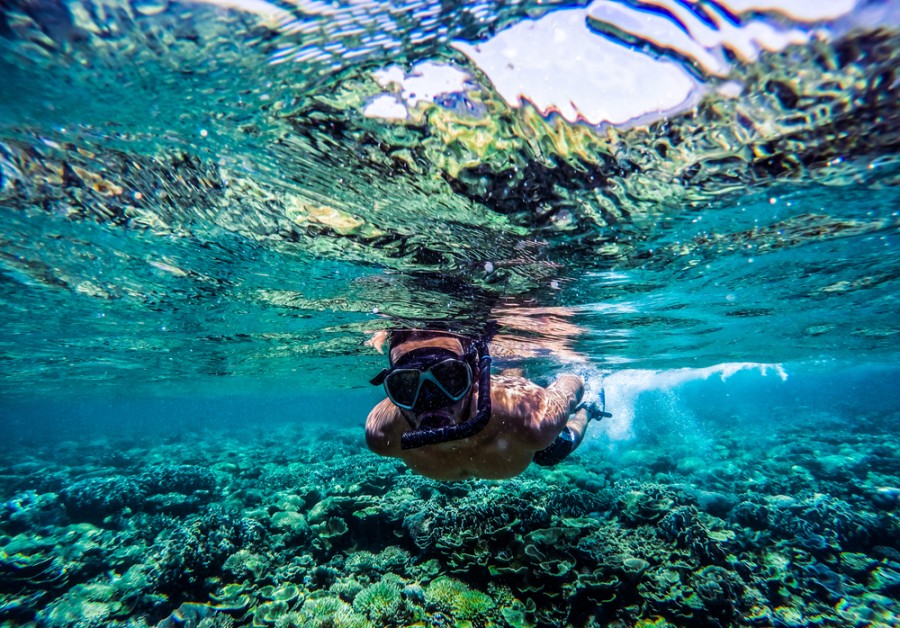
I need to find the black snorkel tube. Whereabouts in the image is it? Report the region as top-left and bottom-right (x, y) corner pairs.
(400, 339), (492, 450)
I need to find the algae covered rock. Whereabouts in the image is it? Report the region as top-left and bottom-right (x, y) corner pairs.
(59, 465), (218, 524)
(222, 548), (271, 581)
(152, 512), (266, 597)
(1, 534), (69, 592)
(616, 485), (677, 525)
(1, 490), (67, 534)
(344, 546), (411, 577)
(37, 564), (161, 628)
(270, 510), (311, 542)
(731, 500), (769, 530)
(60, 476), (146, 524)
(140, 464), (217, 496)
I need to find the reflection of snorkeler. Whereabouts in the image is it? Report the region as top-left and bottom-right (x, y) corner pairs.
(365, 328), (610, 480)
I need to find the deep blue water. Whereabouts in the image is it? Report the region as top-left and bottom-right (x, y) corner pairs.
(2, 361), (898, 450)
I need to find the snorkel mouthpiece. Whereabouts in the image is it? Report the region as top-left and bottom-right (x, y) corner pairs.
(400, 344), (492, 450)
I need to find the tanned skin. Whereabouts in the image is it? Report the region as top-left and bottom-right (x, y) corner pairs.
(365, 336), (587, 480)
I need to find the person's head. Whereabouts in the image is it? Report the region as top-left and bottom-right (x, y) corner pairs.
(374, 330), (479, 430)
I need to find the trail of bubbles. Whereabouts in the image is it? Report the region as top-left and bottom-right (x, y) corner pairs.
(573, 362), (787, 443)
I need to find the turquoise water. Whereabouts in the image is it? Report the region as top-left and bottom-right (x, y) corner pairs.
(1, 1), (898, 626)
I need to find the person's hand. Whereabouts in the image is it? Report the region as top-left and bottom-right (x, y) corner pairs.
(575, 399), (612, 422)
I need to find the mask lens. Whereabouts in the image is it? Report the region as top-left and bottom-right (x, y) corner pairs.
(430, 359), (471, 399)
(384, 370), (421, 408)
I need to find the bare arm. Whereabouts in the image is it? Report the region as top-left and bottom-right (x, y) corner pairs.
(499, 374), (584, 451)
(365, 398), (406, 458)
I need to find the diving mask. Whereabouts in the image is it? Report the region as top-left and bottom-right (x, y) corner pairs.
(370, 347), (473, 411)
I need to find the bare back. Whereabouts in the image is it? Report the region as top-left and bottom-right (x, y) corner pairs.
(366, 374), (584, 480)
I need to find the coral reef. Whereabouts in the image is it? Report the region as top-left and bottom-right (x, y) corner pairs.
(0, 408), (896, 626)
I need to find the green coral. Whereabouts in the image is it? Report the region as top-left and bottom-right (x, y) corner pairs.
(424, 576), (494, 623)
(329, 577), (364, 603)
(222, 549), (270, 581)
(351, 573), (419, 624)
(344, 546), (411, 577)
(296, 595), (368, 628)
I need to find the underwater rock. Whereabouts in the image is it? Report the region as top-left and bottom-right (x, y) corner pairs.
(222, 548), (270, 582)
(140, 464), (217, 496)
(59, 476), (146, 524)
(802, 561), (845, 600)
(870, 486), (900, 511)
(676, 456), (708, 476)
(839, 552), (876, 579)
(731, 500), (770, 530)
(402, 582), (425, 605)
(143, 492), (202, 516)
(0, 535), (68, 591)
(152, 512), (266, 597)
(808, 453), (864, 480)
(1, 490), (67, 534)
(616, 485), (676, 525)
(0, 589), (46, 623)
(270, 510), (311, 542)
(795, 529), (831, 553)
(869, 564), (900, 596)
(835, 594), (900, 626)
(155, 602), (220, 628)
(767, 494), (797, 509)
(694, 490), (736, 517)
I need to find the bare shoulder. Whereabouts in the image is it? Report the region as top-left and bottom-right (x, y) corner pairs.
(490, 375), (548, 444)
(491, 373), (582, 415)
(491, 373), (583, 450)
(491, 374), (545, 414)
(365, 398), (405, 457)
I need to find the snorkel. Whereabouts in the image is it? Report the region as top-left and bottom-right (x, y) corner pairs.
(399, 338), (491, 450)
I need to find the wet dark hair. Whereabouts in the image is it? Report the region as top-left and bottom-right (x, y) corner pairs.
(388, 329), (474, 359)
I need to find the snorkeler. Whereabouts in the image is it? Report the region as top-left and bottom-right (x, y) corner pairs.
(365, 328), (609, 480)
